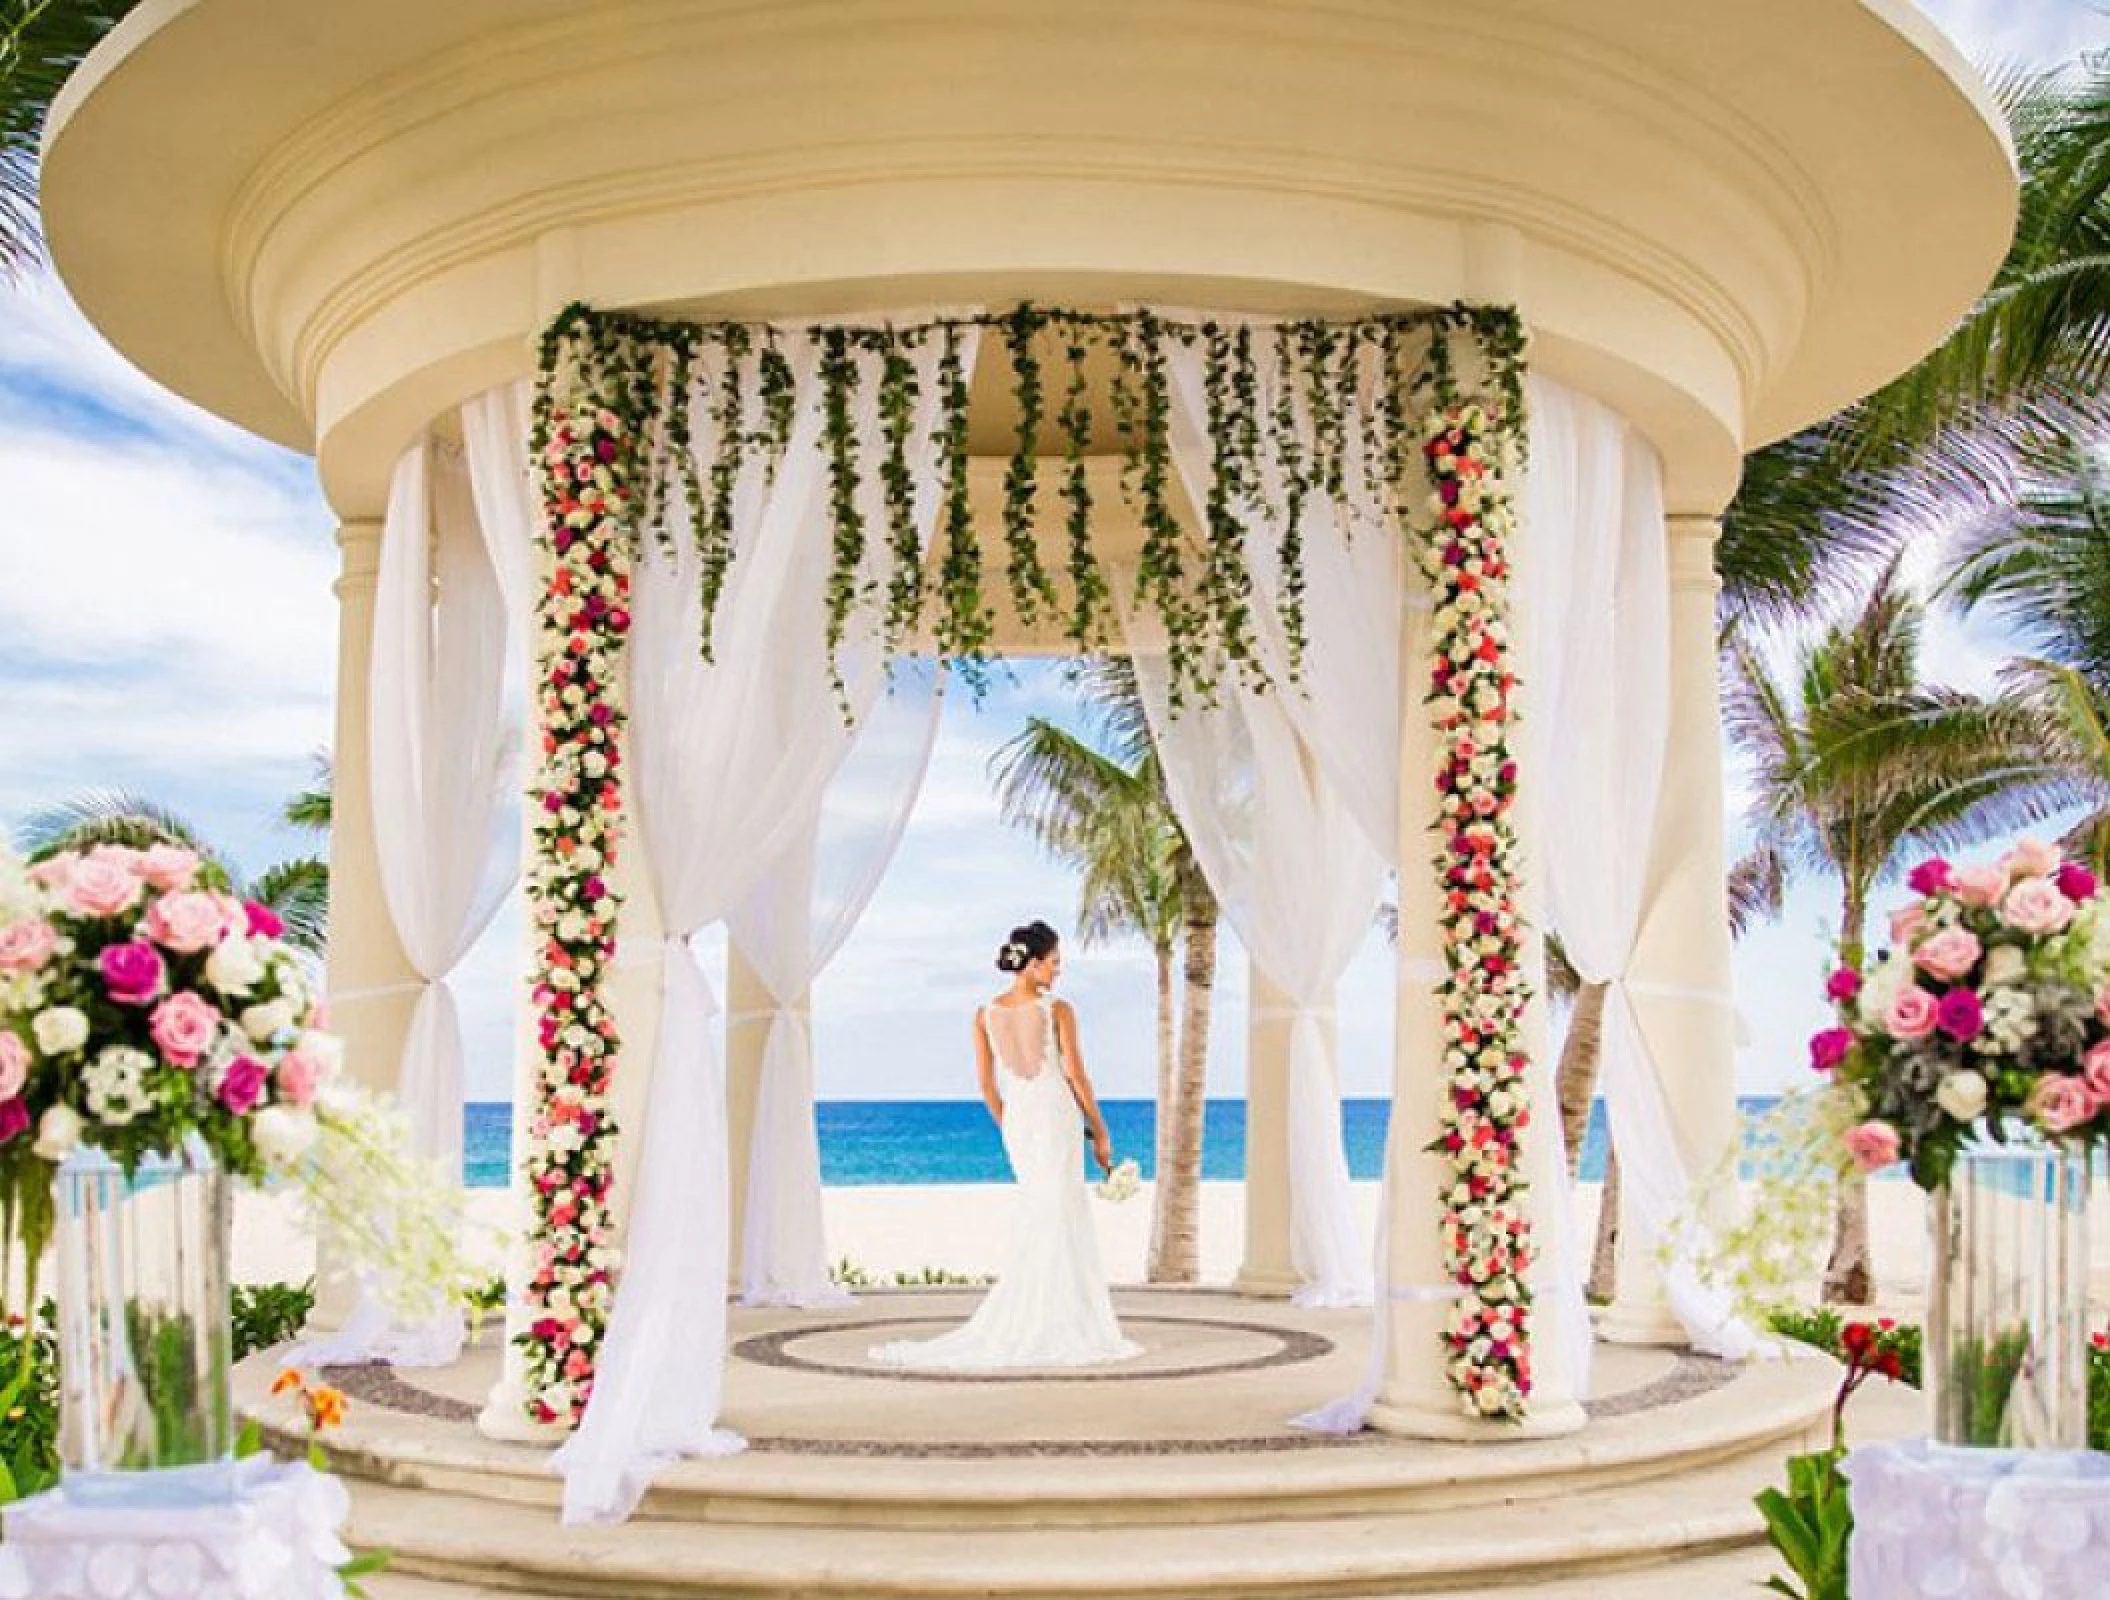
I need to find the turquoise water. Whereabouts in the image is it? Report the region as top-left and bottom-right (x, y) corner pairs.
(462, 1096), (1789, 1188)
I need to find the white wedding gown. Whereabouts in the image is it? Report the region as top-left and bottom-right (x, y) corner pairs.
(869, 996), (1141, 1371)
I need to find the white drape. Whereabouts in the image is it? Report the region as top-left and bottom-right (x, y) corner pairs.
(554, 323), (976, 1525)
(295, 434), (517, 1369)
(1521, 377), (1754, 1360)
(732, 677), (943, 1308)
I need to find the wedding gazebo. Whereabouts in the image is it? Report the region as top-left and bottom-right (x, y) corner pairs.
(40, 0), (2013, 1578)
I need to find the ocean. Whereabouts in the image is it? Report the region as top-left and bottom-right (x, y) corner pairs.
(461, 1095), (1789, 1188)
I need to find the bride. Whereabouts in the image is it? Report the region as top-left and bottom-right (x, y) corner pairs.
(869, 920), (1141, 1371)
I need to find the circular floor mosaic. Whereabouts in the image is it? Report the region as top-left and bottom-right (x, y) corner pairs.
(731, 1313), (1333, 1385)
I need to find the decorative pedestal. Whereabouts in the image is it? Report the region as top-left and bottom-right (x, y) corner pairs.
(0, 1456), (352, 1600)
(1926, 1140), (2090, 1448)
(1844, 1438), (2110, 1600)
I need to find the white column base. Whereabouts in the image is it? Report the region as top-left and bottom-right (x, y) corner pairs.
(1368, 1391), (1588, 1441)
(1230, 1266), (1302, 1300)
(1595, 1298), (1687, 1347)
(476, 1375), (576, 1446)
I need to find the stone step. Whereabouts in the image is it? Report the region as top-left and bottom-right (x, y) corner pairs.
(341, 1434), (1796, 1600)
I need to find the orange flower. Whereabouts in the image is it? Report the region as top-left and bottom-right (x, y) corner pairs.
(271, 1369), (304, 1396)
(305, 1385), (347, 1432)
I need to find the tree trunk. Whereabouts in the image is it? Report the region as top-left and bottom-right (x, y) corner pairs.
(1150, 942), (1176, 1237)
(1149, 882), (1217, 1283)
(1823, 882), (1875, 1304)
(1586, 1148), (1620, 1303)
(1557, 982), (1608, 1182)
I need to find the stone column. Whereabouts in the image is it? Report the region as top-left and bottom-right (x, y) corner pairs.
(724, 941), (773, 1292)
(1601, 513), (1740, 1347)
(1233, 962), (1298, 1298)
(310, 517), (418, 1333)
(1367, 568), (1585, 1440)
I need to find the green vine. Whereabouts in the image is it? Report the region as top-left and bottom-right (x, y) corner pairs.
(529, 300), (1529, 712)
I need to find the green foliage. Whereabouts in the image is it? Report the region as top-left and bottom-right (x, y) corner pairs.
(1768, 1306), (1924, 1388)
(1755, 1446), (1853, 1600)
(828, 1257), (991, 1289)
(534, 300), (1528, 714)
(0, 1305), (59, 1506)
(232, 1279), (315, 1361)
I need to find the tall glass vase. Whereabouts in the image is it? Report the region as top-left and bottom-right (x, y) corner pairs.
(53, 1137), (236, 1505)
(1925, 1137), (2090, 1449)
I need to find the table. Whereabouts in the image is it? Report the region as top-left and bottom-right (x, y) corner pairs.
(1845, 1436), (2110, 1600)
(0, 1456), (352, 1600)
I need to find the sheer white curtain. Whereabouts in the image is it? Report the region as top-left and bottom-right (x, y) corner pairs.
(295, 434), (516, 1368)
(1126, 643), (1380, 1306)
(554, 323), (976, 1525)
(732, 676), (943, 1308)
(1521, 378), (1754, 1360)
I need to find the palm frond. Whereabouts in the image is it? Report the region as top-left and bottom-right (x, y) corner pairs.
(281, 750), (333, 833)
(246, 856), (329, 955)
(1727, 844), (1787, 939)
(1, 0), (139, 276)
(14, 788), (214, 861)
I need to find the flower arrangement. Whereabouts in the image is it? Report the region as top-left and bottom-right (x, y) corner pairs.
(1415, 398), (1536, 1422)
(0, 841), (338, 1253)
(1094, 1157), (1141, 1204)
(1812, 840), (2110, 1188)
(516, 373), (635, 1427)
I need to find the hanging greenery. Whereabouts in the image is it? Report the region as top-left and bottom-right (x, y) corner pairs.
(530, 300), (1525, 709)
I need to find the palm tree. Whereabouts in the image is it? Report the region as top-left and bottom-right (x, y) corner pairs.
(1945, 435), (2110, 871)
(14, 781), (332, 954)
(1, 1), (138, 275)
(988, 658), (1220, 1284)
(1725, 568), (2058, 1301)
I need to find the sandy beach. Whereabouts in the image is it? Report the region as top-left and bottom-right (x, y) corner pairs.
(226, 1178), (2110, 1324)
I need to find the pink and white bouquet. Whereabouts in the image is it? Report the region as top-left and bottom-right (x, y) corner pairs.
(1811, 840), (2110, 1189)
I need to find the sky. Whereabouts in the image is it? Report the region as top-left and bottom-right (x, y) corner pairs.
(1, 0), (2105, 1109)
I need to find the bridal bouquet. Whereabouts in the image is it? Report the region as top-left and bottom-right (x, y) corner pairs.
(0, 840), (468, 1315)
(1094, 1158), (1141, 1204)
(1810, 840), (2110, 1189)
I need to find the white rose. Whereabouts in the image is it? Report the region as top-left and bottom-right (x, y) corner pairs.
(1983, 946), (2027, 988)
(297, 1030), (345, 1079)
(204, 937), (265, 996)
(32, 1006), (89, 1056)
(1936, 1070), (1990, 1123)
(240, 1000), (297, 1042)
(33, 1103), (83, 1163)
(1858, 952), (1910, 1027)
(251, 1104), (320, 1168)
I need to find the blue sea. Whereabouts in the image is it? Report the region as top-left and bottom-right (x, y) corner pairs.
(462, 1096), (1787, 1188)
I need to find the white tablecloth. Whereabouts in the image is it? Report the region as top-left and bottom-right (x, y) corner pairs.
(1845, 1437), (2110, 1600)
(0, 1456), (352, 1600)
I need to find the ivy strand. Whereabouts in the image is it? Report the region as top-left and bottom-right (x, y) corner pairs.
(531, 299), (1528, 710)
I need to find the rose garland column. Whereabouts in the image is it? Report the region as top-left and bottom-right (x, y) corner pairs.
(311, 516), (419, 1333)
(1603, 512), (1739, 1345)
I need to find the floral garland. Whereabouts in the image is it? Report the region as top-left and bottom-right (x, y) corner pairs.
(517, 385), (634, 1427)
(1417, 399), (1536, 1421)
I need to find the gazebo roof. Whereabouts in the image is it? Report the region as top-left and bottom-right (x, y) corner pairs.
(42, 0), (2014, 515)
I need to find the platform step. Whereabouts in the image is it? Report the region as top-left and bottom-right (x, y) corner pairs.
(342, 1436), (1796, 1600)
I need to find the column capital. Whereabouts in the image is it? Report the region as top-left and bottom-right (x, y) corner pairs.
(333, 517), (385, 599)
(1664, 514), (1723, 597)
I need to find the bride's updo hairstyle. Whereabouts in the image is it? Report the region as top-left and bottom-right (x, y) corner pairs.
(996, 920), (1060, 974)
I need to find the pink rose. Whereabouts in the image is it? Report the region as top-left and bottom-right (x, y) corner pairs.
(2083, 1041), (2110, 1109)
(1826, 968), (1863, 1004)
(2002, 877), (2077, 937)
(0, 920), (58, 974)
(28, 856), (75, 890)
(1809, 1027), (1854, 1071)
(98, 941), (166, 1007)
(2058, 863), (2100, 903)
(1952, 864), (2011, 908)
(1907, 859), (1955, 896)
(137, 845), (200, 893)
(2005, 839), (2063, 879)
(2097, 989), (2110, 1029)
(1936, 988), (1985, 1041)
(2030, 1072), (2096, 1135)
(1884, 985), (1940, 1041)
(1844, 1121), (1902, 1172)
(0, 1098), (26, 1146)
(1889, 905), (1927, 947)
(83, 843), (145, 875)
(217, 1054), (269, 1115)
(1914, 926), (1983, 982)
(274, 1048), (323, 1107)
(64, 856), (142, 920)
(244, 901), (285, 940)
(148, 991), (220, 1068)
(143, 891), (233, 955)
(0, 1034), (27, 1099)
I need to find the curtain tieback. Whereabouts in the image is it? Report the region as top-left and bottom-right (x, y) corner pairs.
(1251, 1005), (1337, 1022)
(724, 1007), (798, 1028)
(1623, 978), (1736, 1009)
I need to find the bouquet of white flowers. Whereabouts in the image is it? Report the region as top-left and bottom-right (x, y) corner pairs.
(1094, 1157), (1141, 1204)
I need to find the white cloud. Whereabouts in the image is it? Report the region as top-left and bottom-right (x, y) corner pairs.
(1913, 0), (2110, 68)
